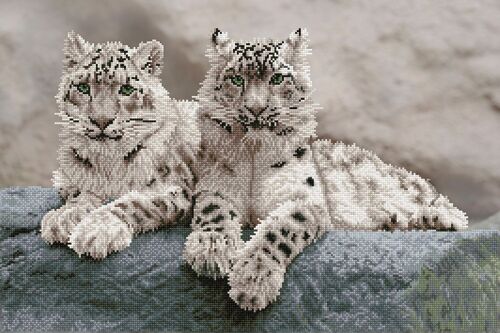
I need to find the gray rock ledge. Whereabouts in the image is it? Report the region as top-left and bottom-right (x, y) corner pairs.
(0, 187), (498, 333)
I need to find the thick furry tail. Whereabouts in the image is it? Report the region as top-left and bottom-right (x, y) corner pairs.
(311, 140), (468, 231)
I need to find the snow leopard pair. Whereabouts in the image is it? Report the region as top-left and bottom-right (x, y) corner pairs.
(42, 30), (468, 311)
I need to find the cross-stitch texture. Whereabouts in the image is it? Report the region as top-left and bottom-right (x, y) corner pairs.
(2, 1), (500, 223)
(186, 29), (468, 311)
(0, 0), (499, 330)
(0, 187), (498, 332)
(39, 33), (199, 259)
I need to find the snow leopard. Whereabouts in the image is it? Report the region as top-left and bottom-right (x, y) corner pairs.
(40, 32), (199, 259)
(183, 28), (468, 311)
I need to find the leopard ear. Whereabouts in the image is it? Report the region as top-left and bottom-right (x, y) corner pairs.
(63, 31), (92, 71)
(283, 28), (310, 65)
(211, 28), (233, 60)
(133, 40), (164, 78)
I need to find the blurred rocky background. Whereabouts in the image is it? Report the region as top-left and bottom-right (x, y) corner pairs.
(0, 0), (499, 224)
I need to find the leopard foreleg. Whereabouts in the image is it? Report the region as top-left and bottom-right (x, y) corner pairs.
(183, 191), (244, 279)
(228, 199), (329, 311)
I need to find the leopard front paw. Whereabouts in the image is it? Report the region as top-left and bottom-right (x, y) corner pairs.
(40, 205), (91, 244)
(183, 228), (243, 279)
(228, 253), (285, 311)
(68, 210), (132, 259)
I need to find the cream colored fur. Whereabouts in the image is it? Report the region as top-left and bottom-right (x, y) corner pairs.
(184, 28), (468, 312)
(41, 33), (199, 259)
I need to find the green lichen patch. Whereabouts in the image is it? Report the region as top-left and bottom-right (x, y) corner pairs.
(406, 235), (500, 333)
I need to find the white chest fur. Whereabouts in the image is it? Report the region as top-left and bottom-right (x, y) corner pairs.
(199, 122), (325, 225)
(55, 142), (165, 200)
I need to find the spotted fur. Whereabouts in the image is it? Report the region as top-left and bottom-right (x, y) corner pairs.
(40, 32), (199, 259)
(183, 28), (329, 309)
(184, 29), (468, 312)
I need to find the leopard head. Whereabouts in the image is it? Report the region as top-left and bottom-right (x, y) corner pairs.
(199, 28), (317, 143)
(56, 32), (169, 154)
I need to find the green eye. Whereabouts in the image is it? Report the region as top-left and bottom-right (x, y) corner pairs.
(230, 75), (244, 87)
(119, 84), (136, 96)
(77, 83), (90, 95)
(270, 73), (284, 85)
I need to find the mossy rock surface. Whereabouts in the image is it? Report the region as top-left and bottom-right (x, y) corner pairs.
(407, 236), (500, 333)
(0, 187), (499, 333)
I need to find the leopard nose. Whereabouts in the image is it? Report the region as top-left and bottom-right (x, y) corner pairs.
(245, 106), (267, 117)
(89, 116), (114, 130)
